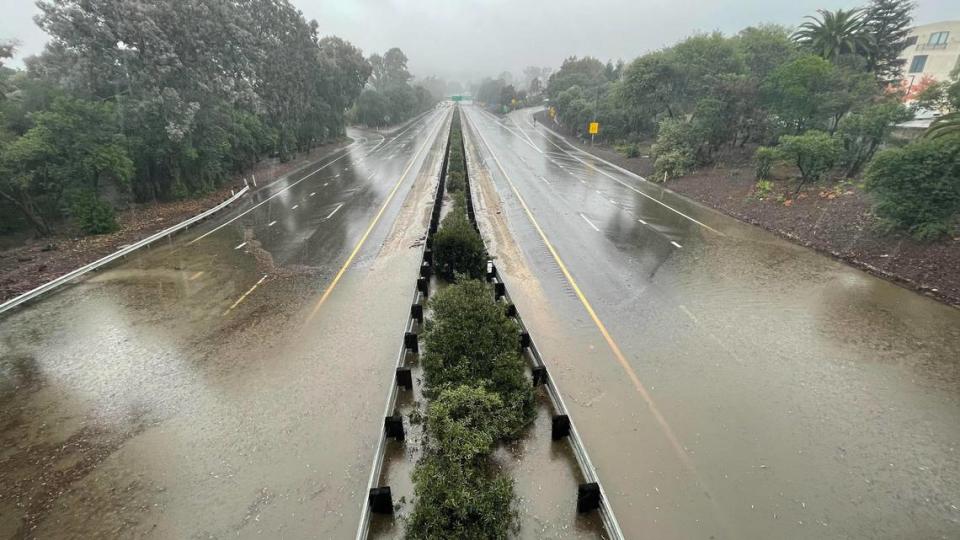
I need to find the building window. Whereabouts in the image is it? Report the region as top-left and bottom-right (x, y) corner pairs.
(928, 31), (949, 45)
(904, 35), (918, 47)
(909, 55), (927, 73)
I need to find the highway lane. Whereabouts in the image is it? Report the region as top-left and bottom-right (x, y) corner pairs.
(0, 106), (451, 538)
(463, 104), (960, 539)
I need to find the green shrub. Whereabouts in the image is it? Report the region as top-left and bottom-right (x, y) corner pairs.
(653, 149), (695, 181)
(615, 142), (640, 158)
(776, 130), (841, 187)
(447, 170), (465, 192)
(432, 210), (486, 280)
(407, 455), (516, 540)
(421, 279), (534, 434)
(754, 179), (775, 199)
(836, 101), (912, 177)
(422, 279), (519, 385)
(70, 192), (119, 234)
(427, 385), (506, 462)
(865, 137), (960, 241)
(754, 146), (778, 180)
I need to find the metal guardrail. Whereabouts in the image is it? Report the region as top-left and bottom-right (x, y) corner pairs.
(356, 106), (624, 539)
(0, 186), (250, 316)
(461, 116), (625, 540)
(355, 109), (452, 540)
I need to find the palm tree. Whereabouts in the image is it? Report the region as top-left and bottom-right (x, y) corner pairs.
(793, 9), (872, 63)
(924, 112), (960, 140)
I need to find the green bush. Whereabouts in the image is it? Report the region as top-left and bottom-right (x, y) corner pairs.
(422, 279), (519, 385)
(776, 130), (841, 187)
(754, 146), (778, 180)
(427, 385), (506, 462)
(754, 179), (775, 199)
(432, 210), (486, 280)
(836, 101), (912, 177)
(70, 192), (119, 234)
(407, 455), (517, 540)
(865, 137), (960, 241)
(447, 170), (465, 193)
(615, 142), (640, 158)
(653, 149), (695, 181)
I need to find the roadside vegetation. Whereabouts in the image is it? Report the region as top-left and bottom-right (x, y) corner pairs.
(0, 1), (440, 241)
(349, 48), (437, 129)
(407, 109), (534, 538)
(539, 0), (960, 241)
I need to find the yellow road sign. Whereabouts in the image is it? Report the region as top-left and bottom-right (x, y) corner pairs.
(588, 122), (599, 135)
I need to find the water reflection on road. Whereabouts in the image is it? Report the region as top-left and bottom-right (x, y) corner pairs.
(464, 105), (960, 539)
(0, 108), (450, 538)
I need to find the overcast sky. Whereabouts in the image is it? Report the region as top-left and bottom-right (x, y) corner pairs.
(2, 0), (958, 83)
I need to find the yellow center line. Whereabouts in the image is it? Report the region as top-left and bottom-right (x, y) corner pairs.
(468, 110), (697, 471)
(223, 274), (268, 315)
(305, 111), (447, 323)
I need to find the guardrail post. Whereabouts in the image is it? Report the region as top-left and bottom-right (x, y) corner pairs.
(532, 366), (548, 387)
(417, 277), (429, 297)
(520, 331), (531, 349)
(369, 486), (394, 514)
(505, 303), (517, 317)
(396, 367), (413, 390)
(411, 303), (424, 323)
(404, 332), (419, 353)
(494, 282), (506, 300)
(385, 415), (405, 441)
(577, 482), (601, 513)
(552, 414), (571, 440)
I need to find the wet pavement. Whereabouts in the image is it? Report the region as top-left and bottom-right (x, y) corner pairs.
(0, 106), (451, 538)
(463, 105), (960, 539)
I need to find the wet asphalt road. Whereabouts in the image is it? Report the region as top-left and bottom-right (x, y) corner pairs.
(0, 106), (451, 538)
(463, 105), (960, 539)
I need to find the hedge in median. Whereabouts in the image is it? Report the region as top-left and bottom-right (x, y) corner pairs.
(420, 279), (534, 435)
(431, 207), (486, 281)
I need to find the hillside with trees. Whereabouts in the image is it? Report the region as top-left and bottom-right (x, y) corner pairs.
(0, 1), (441, 242)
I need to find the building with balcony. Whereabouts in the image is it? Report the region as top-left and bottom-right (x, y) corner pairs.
(898, 20), (960, 91)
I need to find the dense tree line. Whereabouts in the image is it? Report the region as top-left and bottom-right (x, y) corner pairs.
(350, 47), (437, 128)
(545, 0), (960, 240)
(0, 0), (379, 237)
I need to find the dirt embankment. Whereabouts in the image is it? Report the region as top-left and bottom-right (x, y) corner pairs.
(534, 111), (960, 308)
(0, 139), (351, 303)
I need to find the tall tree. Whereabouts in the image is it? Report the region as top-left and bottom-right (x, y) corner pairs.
(793, 9), (871, 63)
(864, 0), (914, 85)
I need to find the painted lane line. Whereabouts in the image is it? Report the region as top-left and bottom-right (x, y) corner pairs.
(234, 241), (247, 250)
(187, 149), (353, 246)
(223, 274), (268, 315)
(306, 109), (448, 323)
(533, 124), (723, 235)
(469, 113), (700, 476)
(188, 271), (205, 281)
(368, 172), (377, 180)
(637, 218), (647, 225)
(323, 182), (329, 187)
(580, 213), (600, 232)
(267, 220), (277, 227)
(291, 204), (299, 210)
(539, 175), (551, 185)
(324, 203), (344, 220)
(310, 192), (316, 197)
(671, 241), (683, 249)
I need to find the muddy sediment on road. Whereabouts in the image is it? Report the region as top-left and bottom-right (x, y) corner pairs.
(0, 138), (355, 304)
(533, 110), (960, 308)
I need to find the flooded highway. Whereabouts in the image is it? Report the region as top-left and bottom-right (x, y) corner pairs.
(463, 105), (960, 539)
(0, 107), (451, 538)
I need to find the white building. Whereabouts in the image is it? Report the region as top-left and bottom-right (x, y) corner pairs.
(898, 20), (960, 91)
